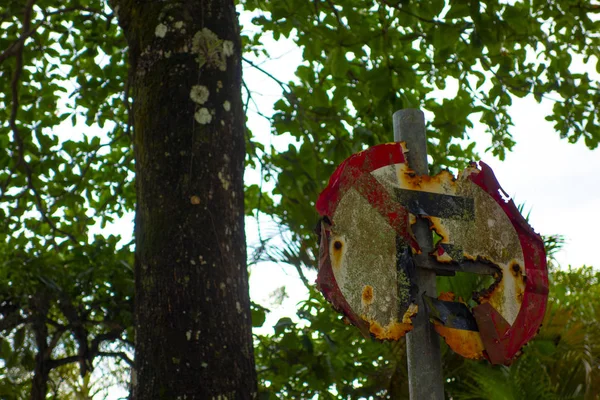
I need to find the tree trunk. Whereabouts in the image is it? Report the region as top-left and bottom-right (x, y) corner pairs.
(31, 301), (49, 400)
(31, 334), (49, 400)
(113, 1), (257, 398)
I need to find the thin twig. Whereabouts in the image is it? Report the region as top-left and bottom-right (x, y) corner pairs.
(0, 310), (26, 332)
(325, 0), (344, 28)
(48, 355), (80, 369)
(45, 327), (67, 358)
(97, 351), (134, 366)
(0, 22), (42, 64)
(378, 0), (450, 25)
(43, 6), (111, 19)
(242, 57), (291, 93)
(242, 80), (252, 114)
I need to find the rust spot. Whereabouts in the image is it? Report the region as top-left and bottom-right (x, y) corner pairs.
(438, 291), (455, 302)
(401, 303), (418, 324)
(434, 325), (486, 360)
(474, 260), (526, 326)
(399, 168), (458, 193)
(433, 292), (485, 360)
(361, 301), (416, 341)
(425, 216), (451, 245)
(329, 236), (345, 270)
(511, 262), (522, 277)
(516, 288), (524, 303)
(361, 285), (374, 306)
(474, 266), (504, 304)
(370, 321), (383, 337)
(408, 213), (417, 225)
(190, 195), (201, 205)
(476, 279), (502, 304)
(512, 261), (525, 304)
(386, 321), (414, 339)
(367, 319), (413, 340)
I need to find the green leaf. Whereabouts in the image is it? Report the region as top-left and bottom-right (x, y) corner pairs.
(446, 1), (470, 19)
(0, 338), (12, 361)
(251, 302), (268, 328)
(13, 328), (25, 349)
(329, 48), (347, 78)
(273, 317), (294, 335)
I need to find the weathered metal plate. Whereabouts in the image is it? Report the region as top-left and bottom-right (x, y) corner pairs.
(428, 292), (486, 360)
(316, 142), (548, 364)
(316, 143), (418, 340)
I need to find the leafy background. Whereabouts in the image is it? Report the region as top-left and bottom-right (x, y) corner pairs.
(1, 0), (599, 398)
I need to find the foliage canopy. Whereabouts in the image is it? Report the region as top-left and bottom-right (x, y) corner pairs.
(1, 0), (599, 398)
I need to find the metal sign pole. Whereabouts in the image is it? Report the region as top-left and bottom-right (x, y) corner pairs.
(393, 109), (445, 399)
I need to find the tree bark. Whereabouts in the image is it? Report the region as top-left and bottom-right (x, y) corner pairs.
(113, 0), (257, 398)
(30, 299), (49, 400)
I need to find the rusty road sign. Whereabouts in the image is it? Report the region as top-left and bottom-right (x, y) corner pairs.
(316, 142), (548, 365)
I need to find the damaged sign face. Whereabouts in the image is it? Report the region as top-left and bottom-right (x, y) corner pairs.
(316, 142), (548, 365)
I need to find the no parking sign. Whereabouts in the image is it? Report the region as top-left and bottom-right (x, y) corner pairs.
(316, 142), (548, 365)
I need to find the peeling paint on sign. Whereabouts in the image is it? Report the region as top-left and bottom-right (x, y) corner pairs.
(316, 143), (420, 340)
(426, 292), (485, 360)
(316, 142), (547, 365)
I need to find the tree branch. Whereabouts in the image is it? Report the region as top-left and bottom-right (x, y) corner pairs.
(325, 0), (344, 28)
(44, 326), (67, 359)
(242, 57), (291, 93)
(0, 172), (15, 201)
(0, 21), (42, 64)
(57, 298), (91, 376)
(48, 355), (80, 369)
(89, 327), (126, 357)
(98, 351), (134, 366)
(43, 6), (111, 19)
(377, 0), (449, 25)
(0, 308), (27, 332)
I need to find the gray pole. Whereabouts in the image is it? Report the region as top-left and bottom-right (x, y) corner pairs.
(393, 109), (445, 399)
